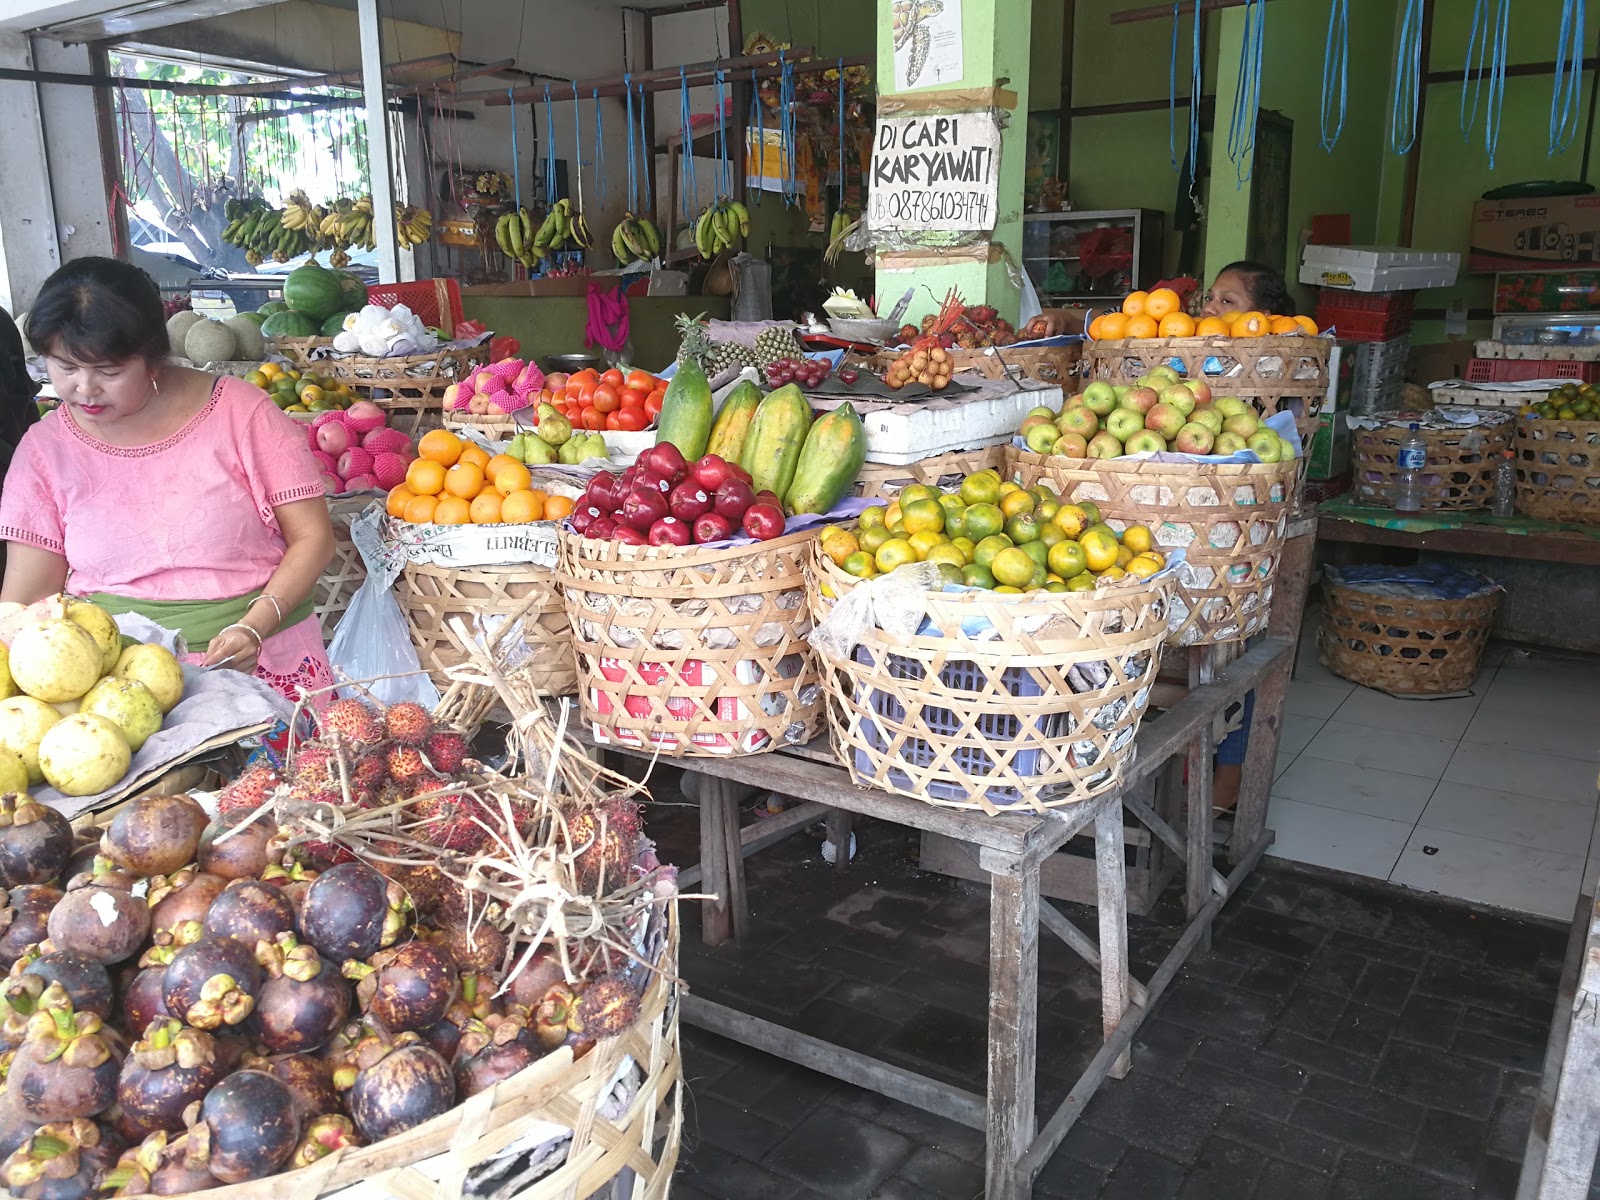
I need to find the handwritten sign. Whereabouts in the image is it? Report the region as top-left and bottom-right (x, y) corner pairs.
(869, 112), (1001, 232)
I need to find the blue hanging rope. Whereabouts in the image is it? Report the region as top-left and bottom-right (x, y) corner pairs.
(594, 89), (606, 209)
(837, 58), (847, 208)
(715, 69), (730, 198)
(624, 74), (637, 212)
(1169, 1), (1181, 169)
(1187, 0), (1201, 178)
(1486, 0), (1510, 168)
(749, 68), (764, 204)
(1168, 2), (1202, 173)
(1226, 0), (1266, 185)
(508, 87), (522, 213)
(1461, 0), (1489, 141)
(1320, 0), (1349, 152)
(1390, 0), (1424, 155)
(679, 68), (696, 223)
(779, 53), (798, 203)
(1552, 0), (1585, 156)
(639, 82), (653, 211)
(571, 82), (585, 208)
(543, 85), (558, 203)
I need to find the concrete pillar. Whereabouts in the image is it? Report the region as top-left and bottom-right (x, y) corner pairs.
(1202, 6), (1251, 287)
(0, 32), (62, 313)
(873, 0), (1032, 326)
(33, 38), (114, 268)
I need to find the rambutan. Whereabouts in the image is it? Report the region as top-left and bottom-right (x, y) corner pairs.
(573, 974), (642, 1040)
(217, 764), (280, 815)
(566, 802), (641, 892)
(414, 793), (489, 853)
(290, 743), (338, 788)
(422, 730), (469, 775)
(320, 699), (383, 751)
(351, 753), (389, 792)
(384, 702), (433, 747)
(386, 745), (430, 787)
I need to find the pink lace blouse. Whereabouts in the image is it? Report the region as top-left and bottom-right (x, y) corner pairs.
(0, 375), (325, 600)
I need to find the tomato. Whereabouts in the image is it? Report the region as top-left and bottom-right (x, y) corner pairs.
(593, 384), (620, 414)
(619, 387), (646, 410)
(625, 369), (657, 391)
(644, 390), (665, 419)
(575, 379), (599, 405)
(612, 407), (648, 432)
(600, 368), (625, 388)
(604, 411), (623, 431)
(568, 368), (599, 388)
(580, 406), (606, 430)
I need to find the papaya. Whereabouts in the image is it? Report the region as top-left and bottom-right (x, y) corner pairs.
(739, 384), (812, 500)
(706, 379), (763, 462)
(656, 358), (714, 460)
(786, 403), (867, 515)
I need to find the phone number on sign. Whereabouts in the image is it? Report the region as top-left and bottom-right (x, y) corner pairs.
(870, 190), (993, 228)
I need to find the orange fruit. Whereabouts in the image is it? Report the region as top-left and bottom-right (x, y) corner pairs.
(500, 489), (545, 523)
(1158, 312), (1196, 338)
(1097, 312), (1130, 340)
(543, 494), (575, 521)
(457, 443), (491, 471)
(385, 485), (416, 518)
(1125, 314), (1159, 339)
(493, 462), (533, 496)
(1121, 290), (1149, 317)
(1269, 315), (1301, 335)
(433, 495), (471, 525)
(418, 429), (464, 465)
(525, 488), (549, 510)
(469, 492), (504, 524)
(443, 462), (484, 499)
(405, 459), (446, 496)
(485, 453), (521, 483)
(403, 494), (439, 523)
(1144, 287), (1181, 320)
(1195, 316), (1231, 337)
(1231, 311), (1269, 337)
(1087, 314), (1105, 339)
(1295, 315), (1320, 336)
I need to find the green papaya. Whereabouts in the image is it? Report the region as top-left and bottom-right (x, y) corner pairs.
(786, 403), (867, 515)
(656, 358), (714, 460)
(706, 379), (763, 462)
(739, 384), (813, 500)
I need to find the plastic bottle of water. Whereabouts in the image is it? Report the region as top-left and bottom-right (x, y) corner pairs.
(1393, 423), (1427, 514)
(1493, 449), (1517, 518)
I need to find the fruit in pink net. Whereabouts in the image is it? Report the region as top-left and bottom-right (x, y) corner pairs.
(362, 427), (409, 455)
(372, 453), (410, 490)
(320, 474), (342, 495)
(311, 410), (346, 430)
(343, 401), (385, 434)
(310, 450), (337, 474)
(316, 422), (350, 457)
(337, 447), (373, 479)
(342, 474), (377, 492)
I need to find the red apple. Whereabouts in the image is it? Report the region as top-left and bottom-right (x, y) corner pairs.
(742, 503), (786, 541)
(586, 515), (618, 540)
(755, 489), (783, 510)
(619, 487), (669, 532)
(635, 470), (672, 497)
(571, 504), (602, 535)
(690, 454), (735, 490)
(586, 471), (622, 510)
(668, 481), (713, 521)
(642, 442), (688, 484)
(613, 525), (646, 545)
(648, 516), (693, 546)
(727, 462), (753, 485)
(713, 479), (756, 522)
(693, 511), (733, 543)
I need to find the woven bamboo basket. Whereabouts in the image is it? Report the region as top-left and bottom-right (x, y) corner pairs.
(1515, 416), (1600, 523)
(807, 557), (1173, 815)
(398, 561), (579, 697)
(270, 336), (335, 367)
(1319, 577), (1500, 695)
(310, 494), (374, 645)
(856, 445), (1008, 500)
(1003, 446), (1297, 645)
(313, 347), (489, 438)
(1352, 410), (1515, 511)
(444, 409), (534, 440)
(863, 343), (1081, 385)
(556, 528), (824, 756)
(1083, 336), (1330, 437)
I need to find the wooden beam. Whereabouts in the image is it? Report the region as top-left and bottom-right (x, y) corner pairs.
(462, 47), (819, 107)
(1425, 57), (1600, 86)
(89, 43), (128, 259)
(225, 53), (454, 97)
(1109, 0), (1280, 24)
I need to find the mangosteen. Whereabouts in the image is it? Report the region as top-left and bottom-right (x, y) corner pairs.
(342, 1031), (455, 1143)
(250, 933), (350, 1054)
(1, 950), (113, 1036)
(0, 1117), (119, 1200)
(115, 1019), (221, 1139)
(453, 1010), (547, 1097)
(103, 1128), (219, 1196)
(146, 868), (226, 936)
(253, 1052), (340, 1125)
(10, 982), (122, 1121)
(260, 859), (320, 916)
(119, 968), (171, 1038)
(55, 841), (97, 890)
(202, 879), (295, 943)
(195, 1069), (300, 1183)
(161, 936), (261, 1030)
(299, 862), (411, 962)
(434, 916), (509, 975)
(46, 882), (149, 965)
(100, 794), (208, 878)
(0, 1075), (42, 1162)
(0, 794), (73, 888)
(63, 854), (138, 893)
(505, 943), (566, 1010)
(344, 941), (456, 1033)
(0, 885), (61, 968)
(291, 1113), (363, 1168)
(197, 810), (278, 881)
(419, 970), (500, 1061)
(531, 982), (579, 1050)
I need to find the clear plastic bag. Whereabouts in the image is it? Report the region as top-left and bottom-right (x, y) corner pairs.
(326, 575), (441, 709)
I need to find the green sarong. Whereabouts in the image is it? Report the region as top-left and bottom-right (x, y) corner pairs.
(87, 588), (313, 647)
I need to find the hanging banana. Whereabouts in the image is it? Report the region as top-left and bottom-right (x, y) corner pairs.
(691, 198), (748, 260)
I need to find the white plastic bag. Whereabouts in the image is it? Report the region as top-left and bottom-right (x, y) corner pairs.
(326, 575), (441, 709)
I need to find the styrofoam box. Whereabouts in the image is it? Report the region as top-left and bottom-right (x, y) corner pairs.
(1300, 245), (1461, 292)
(806, 377), (1065, 465)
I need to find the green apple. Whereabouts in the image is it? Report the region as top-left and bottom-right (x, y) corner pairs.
(1190, 408), (1224, 435)
(1214, 431), (1247, 455)
(1125, 430), (1168, 455)
(1087, 432), (1124, 459)
(1214, 397), (1250, 419)
(1247, 430), (1282, 462)
(1082, 381), (1119, 415)
(1222, 412), (1261, 439)
(1105, 408), (1146, 442)
(1160, 384), (1197, 416)
(1025, 423), (1061, 454)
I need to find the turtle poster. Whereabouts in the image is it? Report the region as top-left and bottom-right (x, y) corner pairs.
(893, 0), (964, 91)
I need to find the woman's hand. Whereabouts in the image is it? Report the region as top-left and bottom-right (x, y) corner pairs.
(203, 624), (262, 674)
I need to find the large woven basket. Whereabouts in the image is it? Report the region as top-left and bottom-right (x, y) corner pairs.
(271, 336), (335, 368)
(1004, 446), (1297, 645)
(1320, 577), (1500, 695)
(1515, 416), (1600, 523)
(856, 445), (1007, 500)
(444, 410), (533, 440)
(311, 494), (373, 645)
(862, 343), (1081, 386)
(1083, 335), (1330, 436)
(398, 561), (579, 697)
(556, 528), (824, 756)
(808, 559), (1173, 815)
(314, 347), (489, 438)
(1353, 410), (1515, 511)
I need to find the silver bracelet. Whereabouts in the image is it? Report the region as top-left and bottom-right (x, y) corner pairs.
(254, 592), (285, 626)
(221, 622), (263, 650)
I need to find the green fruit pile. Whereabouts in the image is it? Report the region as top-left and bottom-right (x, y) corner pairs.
(1018, 364), (1296, 463)
(1524, 381), (1600, 420)
(239, 362), (355, 413)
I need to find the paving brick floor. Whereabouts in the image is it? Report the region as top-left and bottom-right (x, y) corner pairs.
(644, 779), (1578, 1199)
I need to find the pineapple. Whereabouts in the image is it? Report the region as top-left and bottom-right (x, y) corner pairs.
(754, 323), (804, 366)
(674, 312), (713, 366)
(706, 340), (756, 375)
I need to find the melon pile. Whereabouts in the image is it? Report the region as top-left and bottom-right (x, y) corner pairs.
(168, 311), (266, 367)
(0, 597), (185, 797)
(305, 401), (419, 496)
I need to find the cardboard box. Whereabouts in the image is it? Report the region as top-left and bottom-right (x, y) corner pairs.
(1470, 196), (1600, 274)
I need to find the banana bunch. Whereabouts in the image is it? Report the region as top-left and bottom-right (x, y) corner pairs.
(280, 190), (318, 232)
(396, 204), (433, 248)
(494, 207), (537, 269)
(828, 207), (859, 244)
(610, 213), (663, 264)
(220, 200), (315, 265)
(337, 195), (377, 251)
(495, 198), (589, 268)
(693, 198), (750, 259)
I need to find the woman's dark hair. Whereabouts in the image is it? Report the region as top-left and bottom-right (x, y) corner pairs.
(1216, 260), (1296, 316)
(24, 257), (169, 366)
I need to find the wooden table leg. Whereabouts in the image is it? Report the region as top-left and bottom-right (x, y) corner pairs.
(825, 808), (851, 874)
(697, 776), (747, 947)
(1096, 798), (1133, 1080)
(1184, 646), (1217, 949)
(985, 856), (1040, 1200)
(1233, 656), (1290, 868)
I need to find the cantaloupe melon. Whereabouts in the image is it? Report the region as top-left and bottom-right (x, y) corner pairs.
(184, 319), (238, 365)
(225, 315), (266, 360)
(167, 310), (205, 348)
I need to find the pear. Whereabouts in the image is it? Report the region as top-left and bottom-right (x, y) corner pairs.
(536, 405), (572, 446)
(506, 433), (529, 463)
(521, 435), (558, 466)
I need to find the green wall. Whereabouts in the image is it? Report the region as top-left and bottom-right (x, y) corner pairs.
(460, 297), (729, 373)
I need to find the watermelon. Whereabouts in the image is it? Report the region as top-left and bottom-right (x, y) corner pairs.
(232, 311), (266, 328)
(334, 272), (367, 310)
(260, 310), (319, 339)
(282, 263), (345, 322)
(257, 300), (288, 317)
(320, 311), (354, 337)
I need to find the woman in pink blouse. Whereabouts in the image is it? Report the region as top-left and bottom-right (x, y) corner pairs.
(0, 257), (336, 708)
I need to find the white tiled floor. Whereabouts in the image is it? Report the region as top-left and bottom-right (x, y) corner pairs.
(1267, 613), (1600, 920)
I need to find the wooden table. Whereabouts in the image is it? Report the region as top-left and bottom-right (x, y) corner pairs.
(1317, 505), (1600, 567)
(593, 635), (1292, 1199)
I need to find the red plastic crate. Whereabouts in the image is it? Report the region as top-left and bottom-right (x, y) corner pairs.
(363, 277), (463, 331)
(1465, 357), (1600, 384)
(1316, 289), (1415, 342)
(1317, 288), (1415, 316)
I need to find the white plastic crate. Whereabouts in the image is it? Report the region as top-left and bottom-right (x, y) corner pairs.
(809, 377), (1064, 465)
(1428, 380), (1544, 409)
(1300, 245), (1461, 292)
